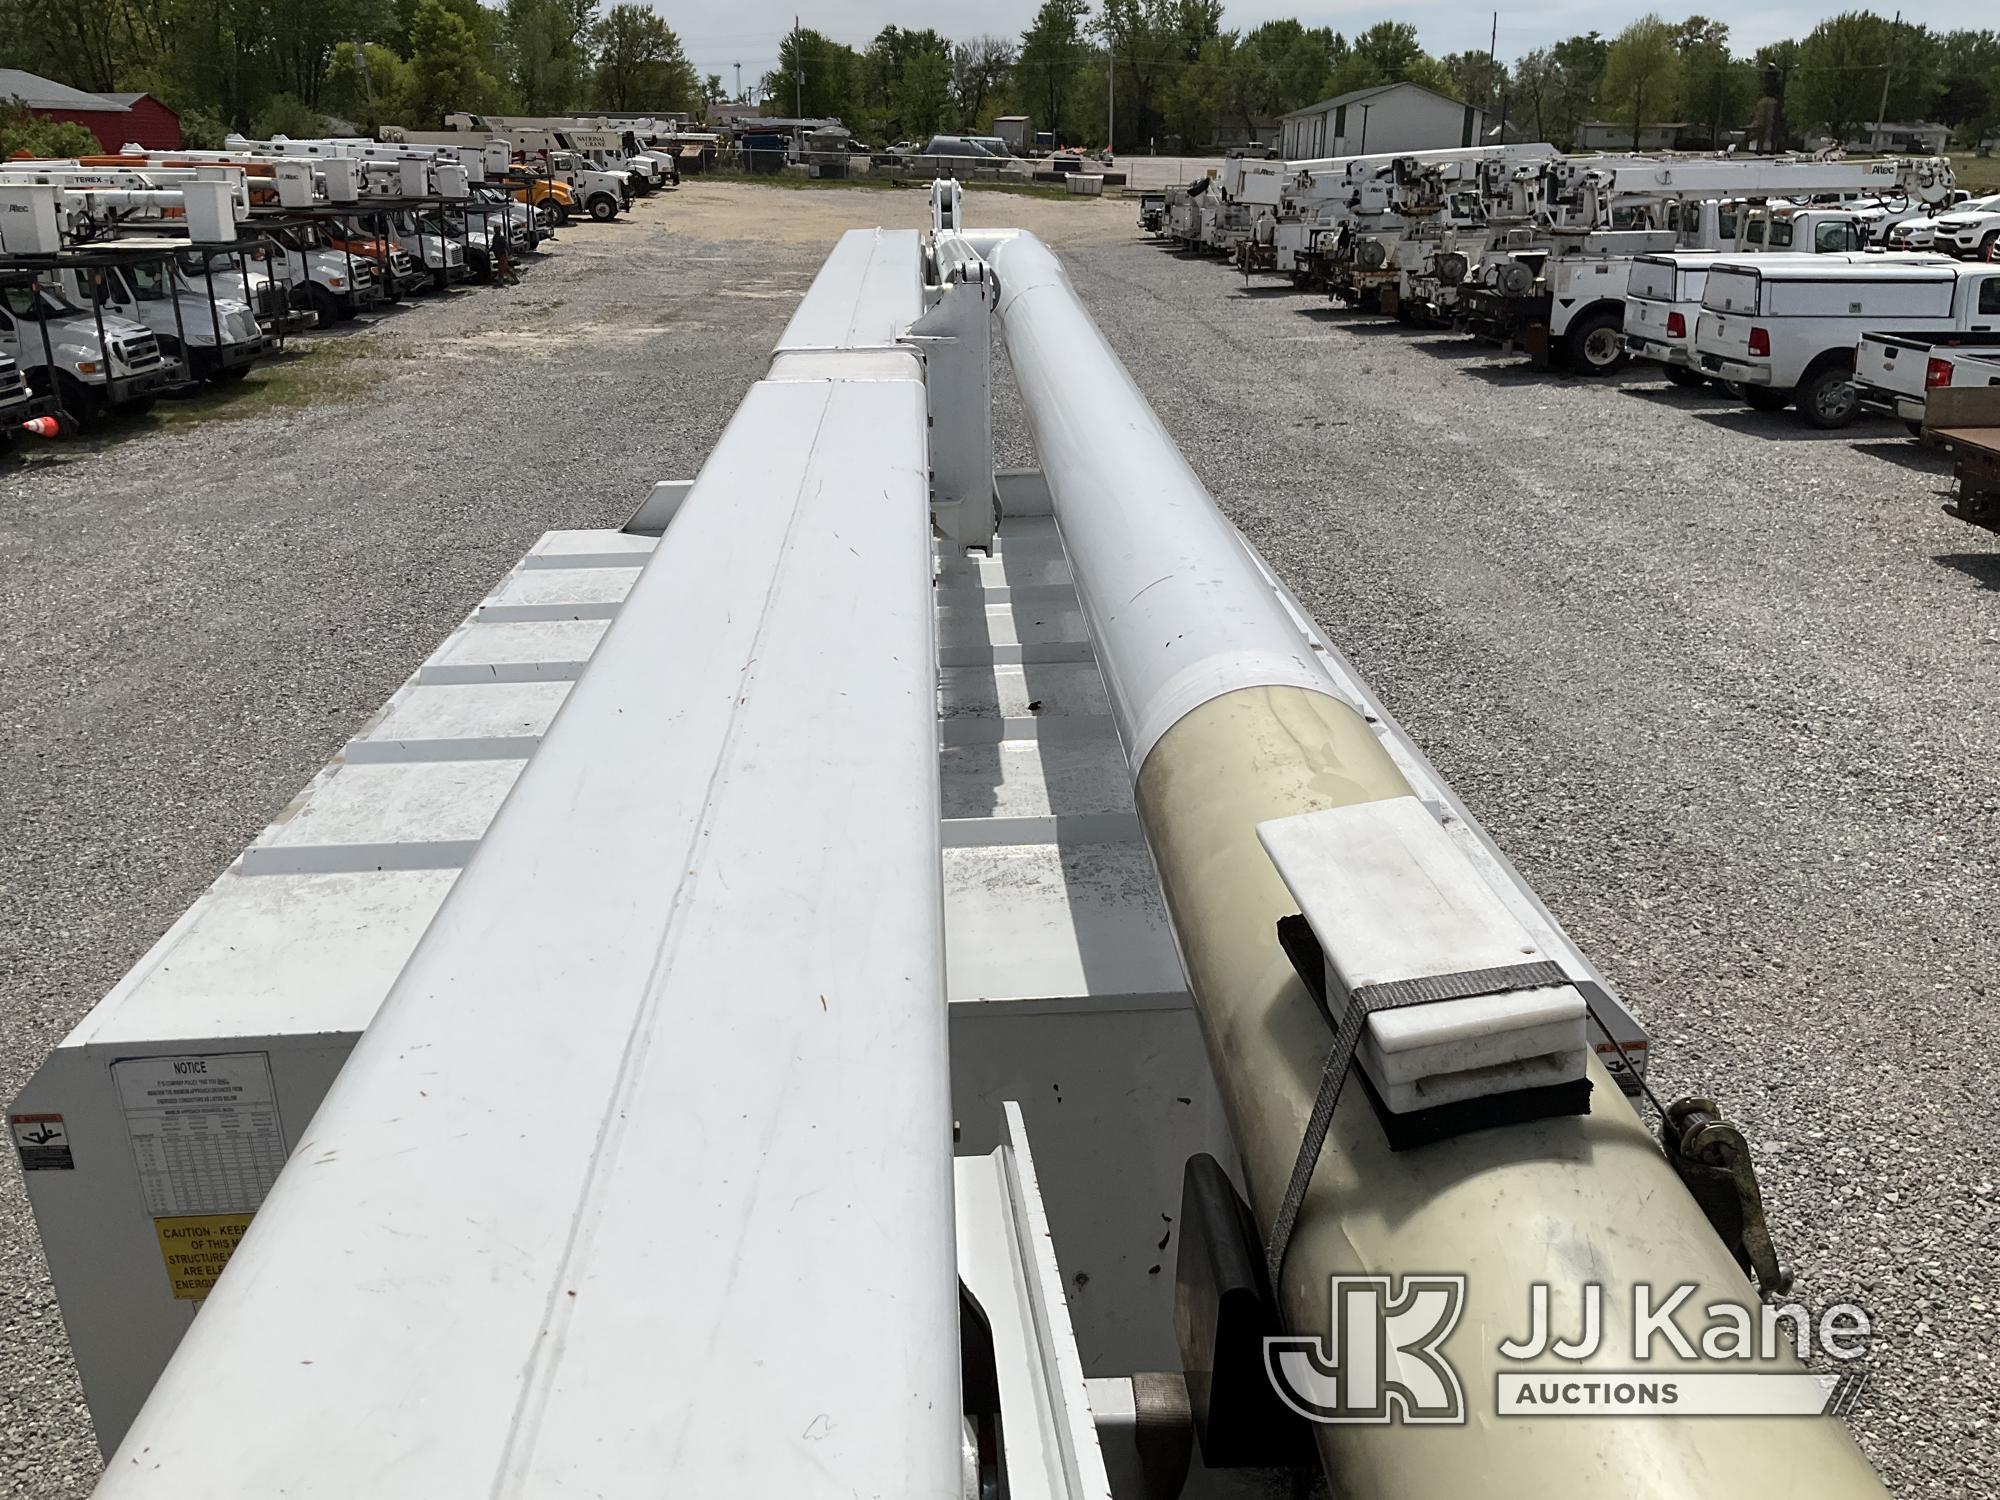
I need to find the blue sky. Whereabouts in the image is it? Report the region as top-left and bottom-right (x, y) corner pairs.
(673, 2), (1989, 102)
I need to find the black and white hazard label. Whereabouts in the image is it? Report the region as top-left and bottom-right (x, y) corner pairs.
(10, 1114), (74, 1171)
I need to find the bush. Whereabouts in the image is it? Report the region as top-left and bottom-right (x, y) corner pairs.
(0, 101), (100, 160)
(249, 93), (325, 142)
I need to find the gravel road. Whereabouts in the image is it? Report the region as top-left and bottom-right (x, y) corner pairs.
(3, 182), (1994, 1498)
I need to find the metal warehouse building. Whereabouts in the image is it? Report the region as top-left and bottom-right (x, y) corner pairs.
(1279, 81), (1489, 162)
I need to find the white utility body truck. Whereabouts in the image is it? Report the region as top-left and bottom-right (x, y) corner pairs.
(1695, 257), (2000, 426)
(1624, 248), (1951, 380)
(0, 184), (179, 423)
(1458, 155), (1956, 373)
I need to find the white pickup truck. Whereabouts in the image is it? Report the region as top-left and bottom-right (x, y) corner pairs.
(1626, 250), (1949, 382)
(1694, 259), (2000, 427)
(1853, 332), (2000, 429)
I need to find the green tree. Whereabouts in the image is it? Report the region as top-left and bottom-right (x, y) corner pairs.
(763, 26), (861, 122)
(1016, 0), (1088, 141)
(1441, 49), (1503, 109)
(952, 36), (1016, 131)
(1672, 18), (1755, 146)
(324, 41), (417, 131)
(1793, 11), (1935, 145)
(590, 3), (695, 111)
(250, 89), (325, 138)
(1601, 15), (1681, 148)
(893, 48), (954, 138)
(408, 0), (504, 125)
(1547, 32), (1609, 146)
(506, 0), (592, 113)
(1232, 19), (1341, 119)
(1326, 21), (1451, 97)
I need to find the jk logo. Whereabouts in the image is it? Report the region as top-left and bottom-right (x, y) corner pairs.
(1265, 1275), (1468, 1425)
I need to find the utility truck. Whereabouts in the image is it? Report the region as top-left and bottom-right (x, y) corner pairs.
(1625, 247), (1952, 381)
(0, 184), (182, 423)
(60, 251), (266, 382)
(1458, 155), (1957, 374)
(1694, 258), (2000, 426)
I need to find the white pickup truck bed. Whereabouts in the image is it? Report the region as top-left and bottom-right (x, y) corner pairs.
(1854, 331), (2000, 426)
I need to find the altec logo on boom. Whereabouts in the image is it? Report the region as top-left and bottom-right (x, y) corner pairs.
(1266, 1277), (1875, 1423)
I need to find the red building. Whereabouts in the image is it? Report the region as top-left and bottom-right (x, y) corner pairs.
(0, 69), (183, 153)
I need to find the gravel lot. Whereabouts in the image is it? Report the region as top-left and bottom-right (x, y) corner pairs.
(3, 180), (1995, 1498)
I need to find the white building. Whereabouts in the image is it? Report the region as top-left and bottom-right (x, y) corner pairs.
(1279, 82), (1488, 163)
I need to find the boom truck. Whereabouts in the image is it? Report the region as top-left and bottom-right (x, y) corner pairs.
(221, 138), (489, 294)
(0, 158), (293, 331)
(1456, 154), (1956, 373)
(0, 166), (275, 380)
(444, 115), (679, 191)
(12, 181), (1896, 1500)
(1263, 144), (1557, 294)
(380, 127), (579, 226)
(58, 152), (398, 324)
(0, 185), (181, 425)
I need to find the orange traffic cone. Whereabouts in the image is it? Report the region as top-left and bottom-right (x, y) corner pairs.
(21, 416), (61, 438)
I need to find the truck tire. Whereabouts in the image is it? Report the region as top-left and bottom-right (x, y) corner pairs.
(55, 371), (104, 431)
(1798, 356), (1861, 429)
(588, 194), (618, 222)
(307, 284), (341, 330)
(1740, 385), (1791, 412)
(211, 365), (253, 385)
(1664, 367), (1706, 388)
(1563, 309), (1627, 375)
(1981, 229), (1999, 261)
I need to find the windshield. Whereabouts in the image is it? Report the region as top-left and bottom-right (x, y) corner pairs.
(2, 281), (81, 319)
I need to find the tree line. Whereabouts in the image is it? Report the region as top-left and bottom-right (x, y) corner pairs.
(2, 2), (1997, 158)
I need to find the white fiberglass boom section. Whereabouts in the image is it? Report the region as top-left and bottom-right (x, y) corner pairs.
(93, 230), (960, 1499)
(963, 226), (1887, 1500)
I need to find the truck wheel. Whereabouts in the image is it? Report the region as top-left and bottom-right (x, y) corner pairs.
(1740, 386), (1791, 412)
(1981, 230), (1999, 261)
(1563, 310), (1627, 375)
(118, 395), (158, 418)
(589, 194), (618, 222)
(550, 202), (570, 227)
(307, 284), (341, 330)
(380, 273), (403, 306)
(55, 372), (104, 430)
(1798, 359), (1861, 429)
(210, 365), (253, 385)
(1664, 367), (1706, 388)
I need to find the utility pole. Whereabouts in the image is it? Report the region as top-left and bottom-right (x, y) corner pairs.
(734, 62), (741, 103)
(794, 15), (802, 118)
(1103, 22), (1114, 156)
(1358, 101), (1371, 154)
(1489, 11), (1501, 140)
(1874, 9), (1900, 148)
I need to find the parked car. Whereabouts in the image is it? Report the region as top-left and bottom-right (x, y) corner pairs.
(1926, 193), (2000, 260)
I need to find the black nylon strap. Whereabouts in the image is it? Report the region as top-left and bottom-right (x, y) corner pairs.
(1264, 959), (1572, 1294)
